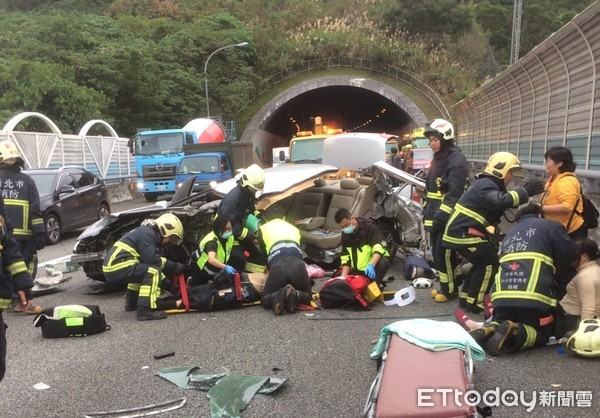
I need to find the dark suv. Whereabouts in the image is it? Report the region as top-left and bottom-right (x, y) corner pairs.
(24, 166), (111, 244)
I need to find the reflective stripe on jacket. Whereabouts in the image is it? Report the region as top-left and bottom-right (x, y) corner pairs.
(196, 231), (233, 272)
(423, 145), (468, 230)
(490, 215), (578, 311)
(443, 176), (528, 248)
(0, 165), (44, 240)
(340, 218), (389, 271)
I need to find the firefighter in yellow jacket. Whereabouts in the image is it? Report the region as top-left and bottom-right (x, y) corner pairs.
(258, 218), (312, 315)
(0, 141), (45, 277)
(335, 208), (390, 285)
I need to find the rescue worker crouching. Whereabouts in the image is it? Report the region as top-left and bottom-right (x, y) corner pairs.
(442, 152), (545, 313)
(189, 214), (236, 287)
(216, 164), (266, 272)
(258, 218), (312, 315)
(102, 213), (186, 321)
(0, 141), (45, 279)
(468, 203), (578, 356)
(422, 119), (469, 302)
(334, 208), (390, 286)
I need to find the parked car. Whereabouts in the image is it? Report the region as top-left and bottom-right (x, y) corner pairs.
(72, 137), (426, 282)
(24, 166), (111, 245)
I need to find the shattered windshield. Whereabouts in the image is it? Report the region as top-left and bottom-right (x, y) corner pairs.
(134, 132), (184, 156)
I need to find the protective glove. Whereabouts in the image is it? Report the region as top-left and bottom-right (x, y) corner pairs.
(224, 265), (236, 275)
(523, 181), (545, 197)
(364, 264), (376, 280)
(173, 262), (186, 275)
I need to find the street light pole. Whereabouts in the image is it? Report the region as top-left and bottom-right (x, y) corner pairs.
(203, 41), (249, 117)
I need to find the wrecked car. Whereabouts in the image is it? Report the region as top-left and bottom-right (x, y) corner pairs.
(72, 134), (426, 282)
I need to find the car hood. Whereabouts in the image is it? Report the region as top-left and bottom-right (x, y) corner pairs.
(212, 164), (339, 199)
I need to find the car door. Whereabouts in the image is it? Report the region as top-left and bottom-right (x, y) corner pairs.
(55, 172), (83, 230)
(70, 169), (100, 228)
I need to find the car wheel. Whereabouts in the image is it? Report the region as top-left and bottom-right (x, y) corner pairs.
(98, 202), (110, 219)
(379, 221), (400, 262)
(45, 213), (62, 245)
(144, 193), (158, 202)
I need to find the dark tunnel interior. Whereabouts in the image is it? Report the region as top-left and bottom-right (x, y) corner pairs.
(260, 86), (413, 140)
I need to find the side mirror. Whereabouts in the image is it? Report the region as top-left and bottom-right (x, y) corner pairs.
(127, 138), (135, 155)
(278, 150), (286, 162)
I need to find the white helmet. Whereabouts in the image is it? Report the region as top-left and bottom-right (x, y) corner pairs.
(155, 213), (184, 245)
(424, 119), (454, 141)
(566, 319), (600, 358)
(240, 164), (265, 192)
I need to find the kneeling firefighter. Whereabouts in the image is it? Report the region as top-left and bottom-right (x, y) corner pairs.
(258, 218), (312, 315)
(102, 213), (186, 321)
(442, 152), (545, 313)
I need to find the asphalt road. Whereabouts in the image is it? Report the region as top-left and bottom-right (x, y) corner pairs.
(1, 197), (597, 418)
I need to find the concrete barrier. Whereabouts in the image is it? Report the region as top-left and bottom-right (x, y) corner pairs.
(107, 180), (141, 203)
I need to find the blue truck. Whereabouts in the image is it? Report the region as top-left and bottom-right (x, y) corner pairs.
(129, 118), (227, 201)
(176, 141), (254, 192)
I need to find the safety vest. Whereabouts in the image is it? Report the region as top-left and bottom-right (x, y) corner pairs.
(340, 218), (389, 271)
(196, 231), (233, 271)
(259, 219), (301, 254)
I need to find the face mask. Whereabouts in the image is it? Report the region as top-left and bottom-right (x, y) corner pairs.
(342, 224), (355, 235)
(221, 231), (233, 239)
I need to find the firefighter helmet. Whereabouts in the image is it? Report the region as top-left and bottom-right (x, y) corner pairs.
(240, 164), (265, 192)
(155, 213), (183, 245)
(565, 319), (600, 358)
(483, 152), (522, 179)
(0, 140), (21, 163)
(423, 119), (454, 141)
(566, 319), (600, 357)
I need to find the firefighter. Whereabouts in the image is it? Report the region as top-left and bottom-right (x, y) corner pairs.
(0, 141), (45, 278)
(102, 213), (186, 321)
(189, 213), (236, 287)
(0, 194), (34, 381)
(469, 203), (578, 356)
(442, 152), (545, 313)
(422, 119), (469, 303)
(258, 218), (312, 315)
(334, 208), (390, 286)
(216, 164), (266, 272)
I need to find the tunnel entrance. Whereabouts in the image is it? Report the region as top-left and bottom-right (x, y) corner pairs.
(240, 76), (429, 165)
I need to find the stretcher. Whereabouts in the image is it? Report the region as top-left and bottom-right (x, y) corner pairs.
(363, 334), (476, 418)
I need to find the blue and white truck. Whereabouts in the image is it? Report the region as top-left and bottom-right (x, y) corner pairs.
(176, 141), (254, 192)
(129, 118), (227, 201)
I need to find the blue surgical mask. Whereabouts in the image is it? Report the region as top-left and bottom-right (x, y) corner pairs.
(221, 231), (233, 239)
(342, 224), (355, 234)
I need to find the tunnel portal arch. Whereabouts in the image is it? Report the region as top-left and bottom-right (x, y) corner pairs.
(240, 76), (430, 165)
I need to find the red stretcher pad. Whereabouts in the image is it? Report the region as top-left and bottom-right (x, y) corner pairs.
(375, 334), (475, 417)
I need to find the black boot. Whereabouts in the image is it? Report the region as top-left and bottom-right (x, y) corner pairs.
(137, 307), (167, 321)
(124, 289), (139, 312)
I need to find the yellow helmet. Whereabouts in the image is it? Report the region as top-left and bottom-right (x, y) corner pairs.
(423, 119), (454, 141)
(566, 319), (600, 358)
(240, 164), (265, 192)
(0, 140), (21, 163)
(155, 213), (183, 245)
(483, 152), (522, 179)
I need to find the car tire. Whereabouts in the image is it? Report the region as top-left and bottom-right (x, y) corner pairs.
(45, 213), (62, 245)
(98, 202), (110, 219)
(379, 221), (399, 262)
